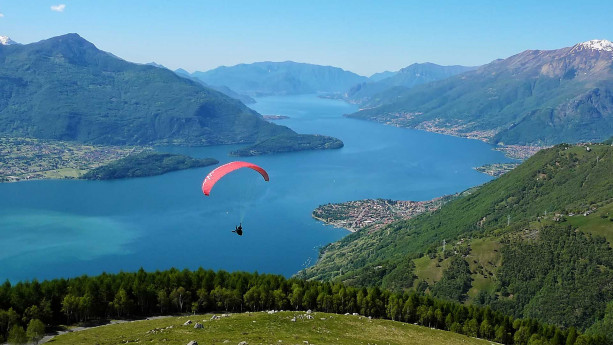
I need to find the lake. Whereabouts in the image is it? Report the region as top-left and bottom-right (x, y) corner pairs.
(0, 95), (513, 282)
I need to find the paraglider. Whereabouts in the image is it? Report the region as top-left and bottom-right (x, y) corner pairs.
(232, 223), (243, 236)
(202, 161), (269, 236)
(202, 161), (269, 196)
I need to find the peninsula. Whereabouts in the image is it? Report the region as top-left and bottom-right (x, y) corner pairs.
(262, 115), (290, 121)
(231, 134), (343, 156)
(82, 152), (218, 180)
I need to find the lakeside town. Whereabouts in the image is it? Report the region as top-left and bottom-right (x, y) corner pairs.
(350, 111), (546, 160)
(415, 118), (499, 143)
(494, 144), (548, 160)
(312, 195), (454, 232)
(0, 137), (142, 182)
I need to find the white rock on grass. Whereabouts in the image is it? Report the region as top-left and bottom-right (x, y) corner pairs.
(194, 322), (203, 329)
(238, 342), (249, 345)
(183, 320), (193, 326)
(187, 341), (198, 345)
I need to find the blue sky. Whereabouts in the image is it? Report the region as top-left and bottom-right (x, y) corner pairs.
(1, 0), (612, 76)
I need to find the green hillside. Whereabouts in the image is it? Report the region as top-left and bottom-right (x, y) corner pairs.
(47, 312), (492, 345)
(301, 143), (613, 335)
(0, 34), (341, 153)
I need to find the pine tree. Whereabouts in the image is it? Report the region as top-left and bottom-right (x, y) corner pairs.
(26, 319), (45, 344)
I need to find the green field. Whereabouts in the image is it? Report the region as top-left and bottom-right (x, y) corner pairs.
(566, 201), (613, 245)
(413, 255), (447, 287)
(47, 312), (494, 345)
(412, 238), (501, 302)
(465, 238), (501, 300)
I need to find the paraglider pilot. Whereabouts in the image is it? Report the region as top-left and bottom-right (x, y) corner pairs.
(233, 223), (243, 236)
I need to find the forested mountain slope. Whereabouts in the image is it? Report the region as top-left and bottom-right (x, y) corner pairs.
(301, 143), (613, 334)
(0, 34), (327, 149)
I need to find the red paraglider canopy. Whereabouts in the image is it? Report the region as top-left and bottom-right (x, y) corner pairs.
(202, 161), (269, 196)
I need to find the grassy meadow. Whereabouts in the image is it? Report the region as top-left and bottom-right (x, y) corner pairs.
(47, 311), (495, 345)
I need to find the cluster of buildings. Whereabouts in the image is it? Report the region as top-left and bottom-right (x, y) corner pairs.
(312, 197), (446, 232)
(0, 137), (136, 182)
(495, 145), (547, 160)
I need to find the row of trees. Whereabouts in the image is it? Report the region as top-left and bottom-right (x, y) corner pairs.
(0, 268), (608, 344)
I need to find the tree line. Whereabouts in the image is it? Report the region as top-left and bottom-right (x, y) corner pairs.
(0, 268), (608, 344)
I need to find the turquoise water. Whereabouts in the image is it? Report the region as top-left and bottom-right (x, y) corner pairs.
(0, 95), (513, 282)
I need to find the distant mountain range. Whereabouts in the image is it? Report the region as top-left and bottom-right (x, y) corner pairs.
(349, 40), (613, 145)
(346, 63), (476, 105)
(0, 33), (340, 153)
(174, 68), (255, 104)
(368, 70), (397, 82)
(188, 61), (368, 96)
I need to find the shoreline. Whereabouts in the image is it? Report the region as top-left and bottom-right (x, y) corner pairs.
(0, 123), (545, 183)
(343, 113), (548, 160)
(312, 214), (355, 232)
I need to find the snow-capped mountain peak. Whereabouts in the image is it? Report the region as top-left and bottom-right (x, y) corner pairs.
(574, 39), (613, 52)
(0, 36), (17, 45)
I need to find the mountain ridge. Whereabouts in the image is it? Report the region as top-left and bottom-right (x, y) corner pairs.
(190, 60), (368, 96)
(345, 62), (476, 105)
(347, 40), (613, 145)
(0, 33), (341, 154)
(174, 68), (256, 104)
